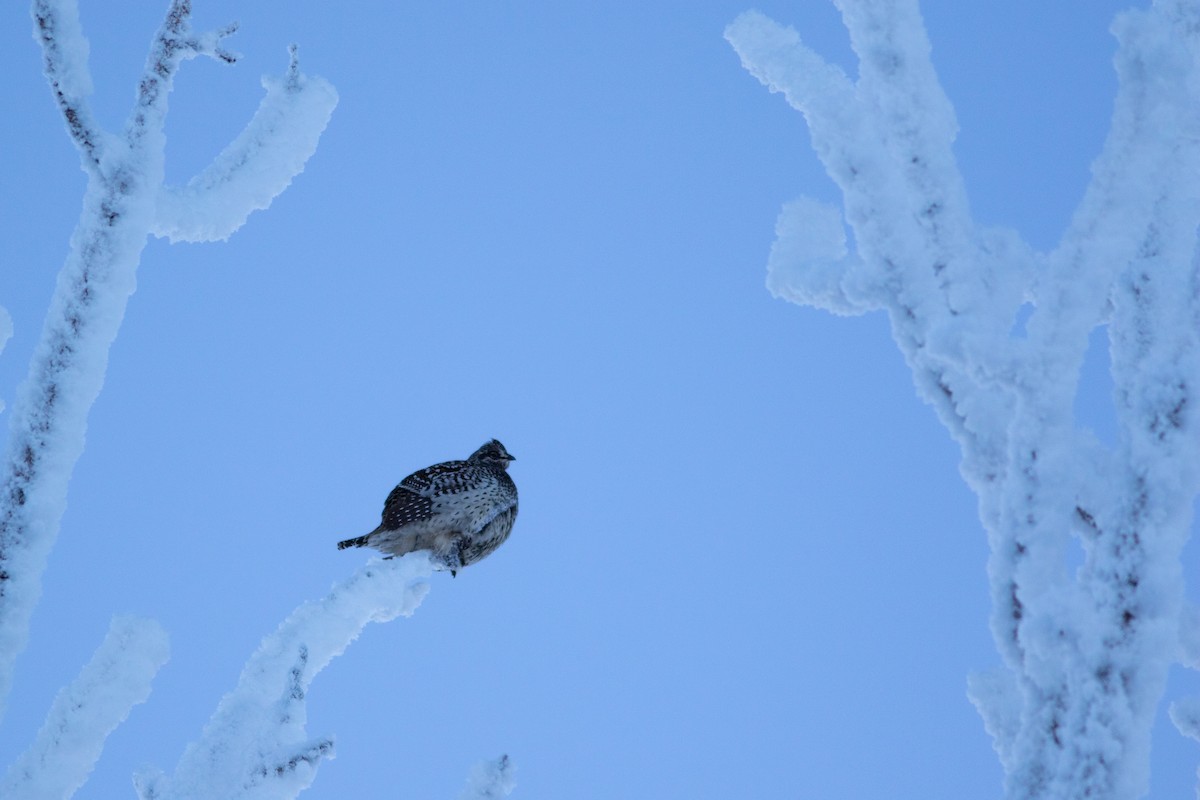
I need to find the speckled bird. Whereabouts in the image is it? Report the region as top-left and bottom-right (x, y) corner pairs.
(337, 439), (518, 575)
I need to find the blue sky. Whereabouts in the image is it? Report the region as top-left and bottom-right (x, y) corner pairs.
(1, 1), (1198, 797)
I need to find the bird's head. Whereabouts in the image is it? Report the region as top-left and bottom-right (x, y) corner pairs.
(470, 439), (515, 469)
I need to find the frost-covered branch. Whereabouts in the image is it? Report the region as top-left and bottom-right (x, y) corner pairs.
(153, 45), (338, 243)
(0, 308), (11, 415)
(31, 0), (105, 170)
(728, 1), (1200, 797)
(726, 3), (1027, 492)
(458, 755), (516, 800)
(128, 0), (239, 152)
(0, 616), (169, 799)
(0, 0), (334, 725)
(135, 554), (433, 800)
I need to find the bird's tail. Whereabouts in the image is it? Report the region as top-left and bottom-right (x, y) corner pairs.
(337, 534), (371, 550)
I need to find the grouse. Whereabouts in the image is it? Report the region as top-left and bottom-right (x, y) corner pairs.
(337, 439), (518, 575)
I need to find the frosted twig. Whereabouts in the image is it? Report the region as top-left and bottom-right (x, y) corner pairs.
(128, 0), (239, 154)
(0, 0), (334, 734)
(0, 616), (169, 799)
(138, 554), (432, 800)
(30, 0), (105, 169)
(152, 45), (338, 243)
(458, 755), (516, 800)
(0, 308), (10, 415)
(726, 5), (1016, 487)
(729, 2), (1200, 797)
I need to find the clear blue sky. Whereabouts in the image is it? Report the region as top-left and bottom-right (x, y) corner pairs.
(1, 1), (1197, 797)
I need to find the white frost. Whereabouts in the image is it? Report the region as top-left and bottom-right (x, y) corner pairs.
(152, 46), (338, 243)
(136, 554), (433, 800)
(0, 616), (169, 800)
(767, 197), (876, 315)
(0, 306), (11, 414)
(3, 2), (337, 797)
(728, 2), (1200, 797)
(30, 0), (93, 99)
(458, 755), (516, 800)
(1171, 696), (1200, 742)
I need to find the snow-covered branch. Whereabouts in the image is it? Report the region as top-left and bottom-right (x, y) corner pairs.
(0, 308), (11, 415)
(728, 1), (1200, 797)
(458, 755), (516, 800)
(128, 0), (239, 150)
(153, 45), (339, 243)
(135, 554), (433, 800)
(0, 616), (169, 799)
(0, 0), (334, 727)
(13, 2), (491, 796)
(725, 4), (985, 327)
(726, 2), (1026, 491)
(30, 0), (105, 170)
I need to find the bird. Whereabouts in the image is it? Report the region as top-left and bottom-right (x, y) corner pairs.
(337, 439), (518, 576)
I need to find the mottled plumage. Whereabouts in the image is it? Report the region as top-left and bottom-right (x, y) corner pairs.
(337, 439), (518, 575)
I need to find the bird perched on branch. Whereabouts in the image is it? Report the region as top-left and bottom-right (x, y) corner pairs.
(337, 439), (518, 575)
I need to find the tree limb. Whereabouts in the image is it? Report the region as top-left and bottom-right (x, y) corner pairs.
(0, 616), (169, 799)
(140, 555), (432, 800)
(30, 0), (106, 171)
(152, 46), (339, 243)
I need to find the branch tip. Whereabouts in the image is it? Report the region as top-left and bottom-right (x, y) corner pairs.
(286, 44), (301, 88)
(193, 20), (240, 65)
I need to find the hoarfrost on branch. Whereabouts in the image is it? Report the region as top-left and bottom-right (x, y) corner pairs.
(0, 0), (337, 726)
(0, 616), (169, 800)
(2, 3), (514, 796)
(727, 1), (1200, 798)
(134, 555), (434, 800)
(0, 0), (405, 796)
(458, 754), (517, 800)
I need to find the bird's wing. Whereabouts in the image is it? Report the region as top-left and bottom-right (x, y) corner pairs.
(380, 483), (434, 529)
(398, 460), (467, 495)
(402, 459), (488, 498)
(379, 459), (472, 529)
